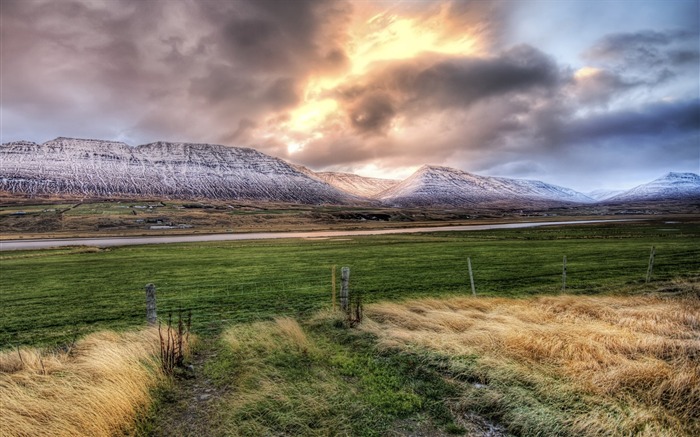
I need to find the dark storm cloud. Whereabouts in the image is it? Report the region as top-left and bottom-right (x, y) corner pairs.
(208, 0), (350, 74)
(583, 28), (700, 90)
(408, 45), (561, 107)
(579, 28), (699, 108)
(565, 99), (700, 143)
(335, 45), (562, 134)
(348, 92), (396, 135)
(1, 0), (351, 144)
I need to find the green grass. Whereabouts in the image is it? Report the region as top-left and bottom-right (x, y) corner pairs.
(0, 204), (75, 214)
(1, 220), (699, 347)
(147, 316), (461, 436)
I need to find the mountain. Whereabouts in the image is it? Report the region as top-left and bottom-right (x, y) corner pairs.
(3, 137), (692, 209)
(585, 189), (625, 201)
(312, 172), (399, 198)
(606, 172), (700, 202)
(0, 137), (356, 204)
(377, 165), (594, 207)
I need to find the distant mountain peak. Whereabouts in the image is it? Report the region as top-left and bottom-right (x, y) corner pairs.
(417, 164), (463, 174)
(379, 165), (593, 207)
(607, 172), (700, 202)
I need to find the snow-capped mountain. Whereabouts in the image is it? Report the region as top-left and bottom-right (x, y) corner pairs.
(606, 172), (700, 202)
(2, 137), (694, 208)
(377, 165), (594, 207)
(585, 189), (625, 201)
(0, 137), (355, 204)
(312, 172), (399, 198)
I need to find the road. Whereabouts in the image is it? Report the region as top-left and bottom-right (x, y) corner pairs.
(0, 219), (637, 251)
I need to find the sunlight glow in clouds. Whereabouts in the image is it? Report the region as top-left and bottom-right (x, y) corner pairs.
(574, 67), (603, 80)
(281, 5), (482, 156)
(350, 10), (481, 75)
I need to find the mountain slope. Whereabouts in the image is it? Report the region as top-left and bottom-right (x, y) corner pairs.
(606, 172), (700, 202)
(378, 165), (594, 207)
(0, 137), (355, 204)
(312, 172), (399, 198)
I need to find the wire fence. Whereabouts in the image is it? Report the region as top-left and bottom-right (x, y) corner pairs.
(2, 243), (699, 348)
(148, 245), (699, 333)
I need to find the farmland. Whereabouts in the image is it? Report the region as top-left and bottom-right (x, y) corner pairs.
(1, 218), (699, 436)
(1, 218), (699, 347)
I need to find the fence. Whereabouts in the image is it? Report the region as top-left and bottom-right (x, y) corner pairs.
(143, 244), (683, 330)
(2, 242), (698, 348)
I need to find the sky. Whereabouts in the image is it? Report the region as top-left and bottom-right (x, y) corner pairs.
(1, 0), (699, 192)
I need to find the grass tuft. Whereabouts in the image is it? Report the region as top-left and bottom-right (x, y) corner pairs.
(0, 329), (165, 437)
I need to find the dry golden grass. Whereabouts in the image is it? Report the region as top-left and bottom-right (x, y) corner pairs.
(0, 329), (164, 437)
(362, 281), (700, 436)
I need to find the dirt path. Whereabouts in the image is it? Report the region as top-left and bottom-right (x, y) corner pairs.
(148, 341), (228, 436)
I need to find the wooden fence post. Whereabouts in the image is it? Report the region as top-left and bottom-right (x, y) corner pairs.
(340, 267), (350, 312)
(146, 283), (157, 324)
(646, 246), (656, 283)
(562, 256), (567, 291)
(331, 265), (337, 311)
(468, 257), (476, 296)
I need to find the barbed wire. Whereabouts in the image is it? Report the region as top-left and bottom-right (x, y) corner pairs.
(3, 246), (698, 346)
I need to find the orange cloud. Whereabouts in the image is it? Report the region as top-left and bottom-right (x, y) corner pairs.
(261, 1), (488, 155)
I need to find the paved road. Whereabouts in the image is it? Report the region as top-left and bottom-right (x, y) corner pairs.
(0, 219), (637, 251)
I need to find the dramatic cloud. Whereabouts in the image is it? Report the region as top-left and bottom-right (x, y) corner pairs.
(1, 0), (698, 191)
(566, 99), (700, 143)
(334, 44), (561, 133)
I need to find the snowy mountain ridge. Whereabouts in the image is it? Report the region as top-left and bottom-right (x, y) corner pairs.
(377, 165), (595, 207)
(0, 137), (356, 204)
(1, 138), (696, 207)
(606, 172), (700, 202)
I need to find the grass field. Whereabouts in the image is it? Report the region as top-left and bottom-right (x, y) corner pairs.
(1, 218), (699, 436)
(143, 287), (699, 437)
(362, 291), (700, 436)
(1, 219), (699, 347)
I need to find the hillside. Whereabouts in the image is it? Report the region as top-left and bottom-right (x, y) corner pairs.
(607, 172), (700, 202)
(0, 138), (354, 204)
(377, 165), (594, 207)
(312, 171), (399, 198)
(2, 138), (695, 209)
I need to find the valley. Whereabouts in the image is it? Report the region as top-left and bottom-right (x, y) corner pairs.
(3, 139), (698, 212)
(2, 219), (699, 436)
(1, 138), (699, 436)
(1, 193), (698, 241)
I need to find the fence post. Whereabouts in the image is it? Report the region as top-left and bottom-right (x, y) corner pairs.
(146, 283), (157, 324)
(331, 265), (337, 311)
(562, 256), (567, 291)
(340, 267), (350, 312)
(646, 246), (656, 283)
(468, 257), (476, 296)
